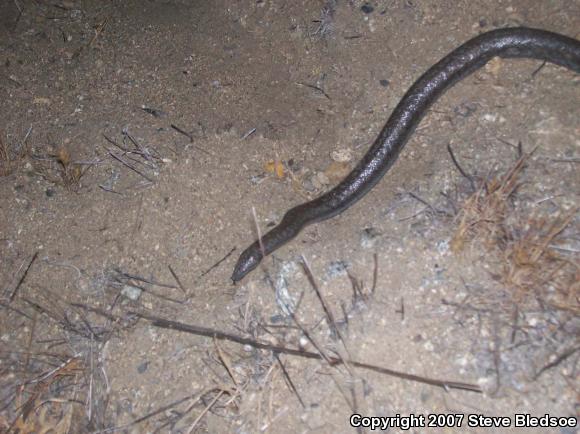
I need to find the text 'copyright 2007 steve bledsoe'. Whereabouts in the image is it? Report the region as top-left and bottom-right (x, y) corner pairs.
(349, 413), (578, 430)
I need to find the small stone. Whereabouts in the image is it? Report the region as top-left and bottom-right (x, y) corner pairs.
(454, 102), (477, 118)
(484, 56), (503, 78)
(324, 161), (351, 183)
(137, 361), (149, 374)
(360, 227), (381, 248)
(311, 172), (330, 190)
(436, 239), (450, 255)
(250, 173), (267, 185)
(286, 158), (300, 171)
(326, 261), (349, 278)
(301, 175), (316, 192)
(379, 79), (390, 87)
(361, 3), (374, 14)
(33, 97), (51, 105)
(477, 376), (494, 389)
(330, 148), (353, 163)
(482, 113), (498, 122)
(121, 284), (142, 301)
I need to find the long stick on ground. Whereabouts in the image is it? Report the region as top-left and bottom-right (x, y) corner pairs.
(133, 311), (482, 393)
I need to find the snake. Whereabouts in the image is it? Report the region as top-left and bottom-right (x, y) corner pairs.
(231, 27), (580, 282)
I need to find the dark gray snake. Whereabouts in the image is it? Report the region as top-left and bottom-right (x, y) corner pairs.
(232, 27), (580, 282)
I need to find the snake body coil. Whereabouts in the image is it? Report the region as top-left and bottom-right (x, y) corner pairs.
(232, 27), (580, 282)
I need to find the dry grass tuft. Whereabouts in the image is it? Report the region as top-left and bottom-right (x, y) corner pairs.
(503, 210), (579, 313)
(31, 144), (86, 190)
(54, 146), (84, 188)
(8, 357), (84, 434)
(451, 152), (529, 253)
(0, 131), (85, 189)
(451, 151), (579, 314)
(0, 130), (31, 177)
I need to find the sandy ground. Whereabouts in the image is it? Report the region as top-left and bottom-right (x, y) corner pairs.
(1, 1), (579, 433)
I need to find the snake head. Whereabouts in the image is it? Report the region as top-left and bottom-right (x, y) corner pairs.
(231, 244), (263, 282)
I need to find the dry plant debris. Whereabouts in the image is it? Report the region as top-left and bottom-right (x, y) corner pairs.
(451, 151), (578, 314)
(28, 143), (87, 190)
(451, 151), (530, 254)
(0, 130), (89, 189)
(503, 210), (579, 311)
(6, 357), (83, 434)
(54, 146), (84, 188)
(102, 132), (164, 188)
(0, 130), (31, 177)
(264, 159), (285, 179)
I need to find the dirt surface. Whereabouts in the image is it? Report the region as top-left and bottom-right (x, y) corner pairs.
(1, 1), (579, 433)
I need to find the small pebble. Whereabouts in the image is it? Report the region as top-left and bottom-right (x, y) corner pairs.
(311, 171), (330, 190)
(249, 173), (267, 185)
(454, 102), (477, 118)
(330, 148), (353, 163)
(361, 3), (374, 14)
(482, 113), (498, 122)
(324, 161), (351, 183)
(121, 284), (142, 301)
(326, 261), (349, 278)
(360, 227), (381, 248)
(302, 175), (316, 192)
(137, 361), (149, 374)
(436, 239), (450, 255)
